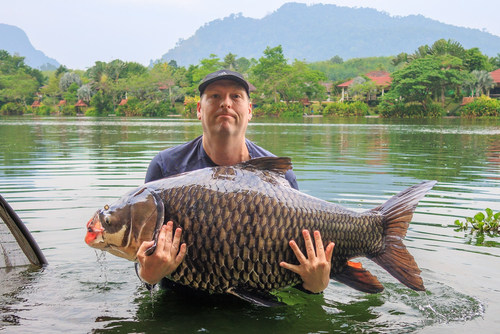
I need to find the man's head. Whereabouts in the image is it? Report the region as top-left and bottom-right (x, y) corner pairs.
(198, 70), (250, 98)
(196, 70), (252, 139)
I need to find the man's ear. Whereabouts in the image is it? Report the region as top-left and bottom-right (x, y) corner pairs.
(197, 101), (202, 120)
(248, 101), (253, 121)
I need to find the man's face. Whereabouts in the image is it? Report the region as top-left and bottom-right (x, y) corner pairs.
(197, 80), (252, 138)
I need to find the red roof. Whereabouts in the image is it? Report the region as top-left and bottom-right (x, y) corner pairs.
(490, 69), (500, 84)
(74, 100), (88, 107)
(461, 97), (475, 106)
(57, 100), (66, 107)
(338, 71), (392, 88)
(118, 99), (128, 106)
(31, 100), (41, 107)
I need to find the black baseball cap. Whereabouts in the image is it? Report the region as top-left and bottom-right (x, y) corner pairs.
(198, 70), (250, 96)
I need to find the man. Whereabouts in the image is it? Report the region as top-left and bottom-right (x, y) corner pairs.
(136, 70), (334, 295)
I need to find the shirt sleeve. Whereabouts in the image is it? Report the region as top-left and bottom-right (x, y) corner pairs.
(285, 170), (299, 190)
(144, 153), (164, 183)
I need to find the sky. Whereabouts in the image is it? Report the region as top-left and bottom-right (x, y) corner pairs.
(1, 0), (499, 70)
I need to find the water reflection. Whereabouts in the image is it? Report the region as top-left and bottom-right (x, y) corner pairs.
(0, 116), (499, 333)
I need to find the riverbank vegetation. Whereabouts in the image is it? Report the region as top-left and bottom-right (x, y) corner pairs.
(1, 39), (499, 118)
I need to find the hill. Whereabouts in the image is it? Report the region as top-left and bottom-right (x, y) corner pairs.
(0, 23), (60, 70)
(158, 2), (500, 66)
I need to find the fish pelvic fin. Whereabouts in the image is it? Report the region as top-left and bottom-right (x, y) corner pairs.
(237, 157), (292, 175)
(370, 180), (437, 292)
(227, 288), (287, 307)
(332, 261), (384, 293)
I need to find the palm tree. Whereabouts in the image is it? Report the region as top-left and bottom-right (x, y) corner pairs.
(472, 70), (495, 97)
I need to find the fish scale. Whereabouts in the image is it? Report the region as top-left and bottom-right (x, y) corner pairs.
(157, 166), (382, 293)
(86, 157), (436, 306)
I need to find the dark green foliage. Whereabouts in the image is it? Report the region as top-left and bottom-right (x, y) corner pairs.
(34, 105), (53, 116)
(309, 56), (397, 82)
(253, 103), (304, 117)
(60, 105), (76, 116)
(116, 97), (175, 117)
(55, 65), (69, 77)
(322, 101), (368, 116)
(90, 90), (113, 115)
(378, 100), (444, 118)
(461, 96), (500, 117)
(0, 102), (25, 115)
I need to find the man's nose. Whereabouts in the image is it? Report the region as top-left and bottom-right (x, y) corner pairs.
(220, 95), (232, 109)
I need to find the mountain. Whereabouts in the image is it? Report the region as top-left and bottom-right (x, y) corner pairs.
(158, 2), (500, 66)
(0, 23), (60, 70)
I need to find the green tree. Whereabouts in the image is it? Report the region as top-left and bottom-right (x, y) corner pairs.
(40, 75), (62, 111)
(383, 55), (468, 112)
(252, 45), (289, 103)
(0, 71), (39, 107)
(464, 48), (493, 72)
(222, 53), (238, 70)
(55, 65), (69, 77)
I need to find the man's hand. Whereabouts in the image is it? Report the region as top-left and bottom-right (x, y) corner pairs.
(137, 221), (187, 285)
(280, 230), (334, 294)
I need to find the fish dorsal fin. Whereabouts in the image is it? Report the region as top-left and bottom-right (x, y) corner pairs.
(237, 157), (292, 174)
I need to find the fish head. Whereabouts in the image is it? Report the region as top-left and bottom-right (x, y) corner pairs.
(85, 187), (164, 262)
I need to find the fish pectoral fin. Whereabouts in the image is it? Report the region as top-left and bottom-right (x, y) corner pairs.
(332, 261), (384, 294)
(227, 288), (287, 307)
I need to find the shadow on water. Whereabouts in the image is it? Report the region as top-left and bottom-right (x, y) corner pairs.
(90, 278), (484, 334)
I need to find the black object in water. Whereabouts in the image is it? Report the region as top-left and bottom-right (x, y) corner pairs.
(0, 194), (47, 268)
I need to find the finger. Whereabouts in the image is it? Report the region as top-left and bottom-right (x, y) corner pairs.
(325, 242), (335, 263)
(163, 221), (174, 250)
(302, 229), (316, 259)
(156, 224), (169, 251)
(313, 230), (325, 259)
(289, 240), (307, 264)
(170, 227), (182, 255)
(279, 261), (300, 274)
(137, 240), (155, 255)
(174, 243), (187, 266)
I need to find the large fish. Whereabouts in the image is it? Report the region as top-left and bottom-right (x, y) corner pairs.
(85, 157), (436, 306)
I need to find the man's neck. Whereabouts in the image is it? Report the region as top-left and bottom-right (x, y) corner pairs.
(202, 134), (250, 166)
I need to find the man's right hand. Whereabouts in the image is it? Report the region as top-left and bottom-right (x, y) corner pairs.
(137, 221), (187, 285)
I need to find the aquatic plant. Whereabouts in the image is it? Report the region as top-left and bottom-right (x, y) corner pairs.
(455, 208), (500, 233)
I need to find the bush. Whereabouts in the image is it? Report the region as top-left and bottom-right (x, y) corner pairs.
(254, 102), (304, 117)
(85, 107), (98, 116)
(378, 99), (443, 118)
(182, 96), (200, 118)
(461, 96), (500, 117)
(1, 102), (25, 115)
(60, 105), (76, 116)
(116, 96), (141, 116)
(34, 105), (54, 116)
(322, 101), (368, 116)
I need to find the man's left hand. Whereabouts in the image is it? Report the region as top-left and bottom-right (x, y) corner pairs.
(280, 230), (334, 294)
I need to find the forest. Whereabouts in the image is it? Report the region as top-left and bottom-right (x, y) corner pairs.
(1, 39), (499, 118)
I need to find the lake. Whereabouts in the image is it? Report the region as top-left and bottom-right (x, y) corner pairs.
(0, 115), (499, 333)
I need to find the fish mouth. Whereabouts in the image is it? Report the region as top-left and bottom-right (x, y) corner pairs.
(85, 212), (104, 246)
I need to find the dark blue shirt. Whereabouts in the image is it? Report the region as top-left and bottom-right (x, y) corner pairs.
(145, 135), (299, 189)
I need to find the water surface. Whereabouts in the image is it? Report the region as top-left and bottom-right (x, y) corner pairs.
(1, 116), (499, 333)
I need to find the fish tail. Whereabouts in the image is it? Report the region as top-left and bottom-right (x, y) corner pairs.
(370, 180), (437, 291)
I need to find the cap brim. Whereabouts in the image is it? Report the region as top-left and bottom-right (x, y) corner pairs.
(199, 75), (250, 96)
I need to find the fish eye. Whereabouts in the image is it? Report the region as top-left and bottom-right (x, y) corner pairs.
(105, 217), (110, 225)
(104, 204), (109, 210)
